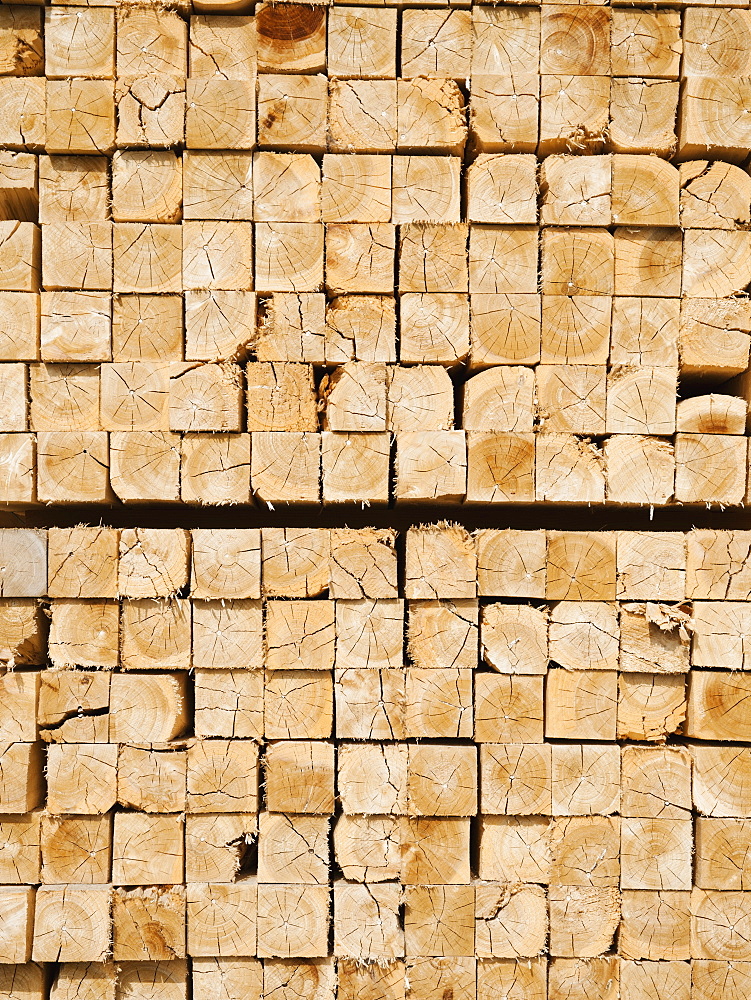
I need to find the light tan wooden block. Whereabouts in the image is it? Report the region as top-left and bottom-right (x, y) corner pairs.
(246, 363), (317, 432)
(545, 669), (617, 740)
(256, 2), (325, 73)
(334, 883), (402, 960)
(0, 529), (45, 600)
(541, 227), (613, 296)
(548, 602), (618, 671)
(118, 528), (189, 599)
(536, 433), (605, 504)
(0, 363), (26, 432)
(399, 293), (468, 365)
(466, 431), (535, 503)
(187, 738), (257, 813)
(478, 816), (551, 885)
(405, 525), (476, 600)
(0, 670), (38, 739)
(392, 156), (461, 224)
(112, 294), (182, 362)
(183, 152), (252, 223)
(679, 77), (751, 162)
(264, 740), (334, 815)
(605, 436), (675, 505)
(337, 960), (404, 1000)
(402, 9), (469, 78)
(257, 884), (329, 959)
(0, 221), (39, 292)
(692, 601), (751, 669)
(265, 600), (335, 671)
(549, 887), (619, 961)
(328, 79), (396, 153)
(333, 813), (401, 883)
(399, 223), (468, 293)
(116, 6), (185, 76)
(470, 74), (539, 154)
(540, 5), (609, 74)
(539, 75), (610, 155)
(549, 816), (620, 888)
(187, 882), (256, 958)
(477, 958), (546, 1000)
(258, 812), (328, 885)
(402, 817), (471, 885)
(109, 431), (180, 503)
(265, 670), (332, 739)
(475, 674), (543, 744)
(325, 295), (396, 360)
(329, 528), (397, 600)
(0, 292), (38, 361)
(610, 78), (678, 156)
(619, 962), (684, 1000)
(611, 297), (679, 367)
(257, 74), (327, 154)
(46, 80), (114, 154)
(325, 226), (395, 295)
(687, 530), (751, 600)
(110, 673), (188, 743)
(328, 7), (395, 78)
(0, 812), (40, 885)
(251, 431), (320, 504)
(474, 528), (545, 599)
(620, 890), (690, 960)
(39, 155), (108, 225)
(181, 433), (250, 504)
(113, 223), (181, 293)
(537, 365), (606, 434)
(188, 13), (255, 78)
(0, 78), (45, 151)
(687, 671), (751, 741)
(0, 599), (43, 669)
(619, 603), (689, 674)
(467, 154), (537, 224)
(540, 154), (610, 225)
(38, 669), (110, 744)
(472, 7), (539, 75)
(186, 288), (255, 360)
(253, 152), (319, 223)
(692, 889), (751, 960)
(194, 670), (263, 739)
(185, 78), (255, 149)
(190, 529), (260, 600)
(696, 818), (751, 890)
(612, 155), (679, 226)
(469, 225), (538, 294)
(0, 151), (37, 222)
(621, 817), (692, 890)
(675, 433), (746, 504)
(113, 887), (185, 962)
(405, 668), (472, 739)
(481, 743), (550, 815)
(388, 365), (453, 432)
(552, 744), (619, 816)
(41, 291), (110, 362)
(334, 668), (405, 740)
(321, 431), (390, 505)
(116, 961), (188, 1000)
(404, 885), (474, 958)
(475, 884), (546, 959)
(0, 886), (34, 963)
(683, 9), (751, 75)
(683, 229), (751, 298)
(688, 962), (750, 1000)
(32, 886), (110, 963)
(48, 599), (117, 669)
(677, 395), (746, 435)
(262, 960), (335, 1000)
(462, 367), (534, 433)
(40, 813), (111, 884)
(47, 527), (117, 599)
(335, 599), (402, 671)
(617, 531), (685, 601)
(117, 744), (186, 814)
(407, 743), (476, 817)
(321, 362), (386, 432)
(185, 813), (257, 884)
(611, 9), (681, 77)
(182, 221), (253, 291)
(255, 221), (323, 292)
(111, 151), (182, 224)
(321, 154), (389, 224)
(0, 7), (42, 77)
(338, 743), (407, 814)
(116, 77), (185, 149)
(547, 531), (616, 600)
(480, 603), (547, 674)
(30, 363), (99, 430)
(36, 431), (110, 504)
(541, 296), (611, 365)
(407, 599), (477, 672)
(680, 298), (751, 378)
(261, 527), (329, 598)
(192, 958), (263, 1000)
(112, 813), (183, 886)
(621, 746), (691, 820)
(396, 78), (466, 154)
(255, 295), (319, 364)
(680, 160), (751, 230)
(0, 742), (42, 812)
(192, 599), (263, 671)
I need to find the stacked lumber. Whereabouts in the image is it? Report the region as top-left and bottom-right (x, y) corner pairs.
(0, 524), (750, 999)
(1, 4), (751, 505)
